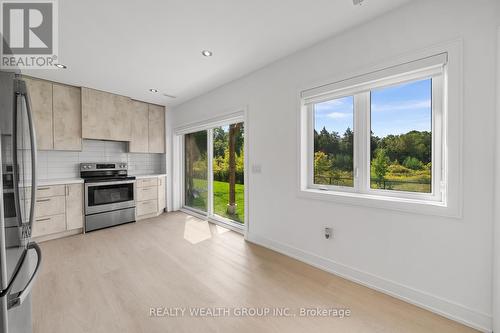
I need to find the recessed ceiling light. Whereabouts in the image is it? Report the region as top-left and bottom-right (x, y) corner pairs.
(353, 0), (364, 5)
(55, 63), (67, 69)
(149, 88), (159, 93)
(201, 50), (213, 57)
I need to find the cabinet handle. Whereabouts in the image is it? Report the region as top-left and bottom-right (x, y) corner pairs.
(37, 187), (50, 191)
(35, 217), (51, 222)
(36, 198), (50, 203)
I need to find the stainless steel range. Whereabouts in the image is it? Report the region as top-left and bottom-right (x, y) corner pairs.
(80, 162), (136, 232)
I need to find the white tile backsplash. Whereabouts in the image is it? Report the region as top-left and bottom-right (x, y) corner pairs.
(37, 139), (165, 179)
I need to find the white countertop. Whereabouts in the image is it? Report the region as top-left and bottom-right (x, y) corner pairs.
(29, 174), (165, 186)
(37, 178), (84, 186)
(132, 174), (167, 179)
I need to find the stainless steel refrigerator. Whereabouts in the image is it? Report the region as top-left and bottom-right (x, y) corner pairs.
(0, 71), (42, 333)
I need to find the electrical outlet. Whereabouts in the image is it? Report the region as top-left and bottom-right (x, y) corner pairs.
(324, 227), (333, 239)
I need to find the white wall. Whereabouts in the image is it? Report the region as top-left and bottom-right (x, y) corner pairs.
(493, 8), (500, 333)
(171, 1), (497, 331)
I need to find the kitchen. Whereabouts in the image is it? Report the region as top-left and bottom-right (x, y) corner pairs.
(16, 75), (167, 240)
(0, 71), (167, 331)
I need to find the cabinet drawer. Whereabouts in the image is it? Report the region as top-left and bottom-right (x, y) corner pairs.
(22, 185), (66, 200)
(34, 195), (66, 217)
(137, 186), (158, 201)
(137, 199), (157, 216)
(136, 178), (158, 188)
(32, 214), (66, 237)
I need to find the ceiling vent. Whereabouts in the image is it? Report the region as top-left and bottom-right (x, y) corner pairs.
(353, 0), (364, 5)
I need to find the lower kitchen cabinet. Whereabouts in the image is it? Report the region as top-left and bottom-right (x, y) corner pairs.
(31, 183), (84, 240)
(30, 176), (165, 239)
(136, 175), (166, 220)
(66, 184), (84, 230)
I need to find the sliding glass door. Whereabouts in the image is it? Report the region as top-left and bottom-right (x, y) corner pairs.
(212, 123), (244, 223)
(184, 130), (208, 212)
(183, 122), (245, 227)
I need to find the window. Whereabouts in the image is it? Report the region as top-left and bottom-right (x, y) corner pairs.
(302, 53), (447, 205)
(314, 96), (354, 187)
(370, 79), (432, 193)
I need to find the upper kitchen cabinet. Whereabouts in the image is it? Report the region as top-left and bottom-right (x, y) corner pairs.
(129, 100), (149, 153)
(53, 84), (82, 151)
(24, 78), (53, 150)
(148, 104), (165, 153)
(23, 77), (82, 151)
(81, 88), (132, 142)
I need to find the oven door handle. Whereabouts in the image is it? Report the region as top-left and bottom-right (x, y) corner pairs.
(85, 180), (136, 187)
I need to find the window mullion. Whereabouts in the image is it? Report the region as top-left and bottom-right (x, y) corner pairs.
(207, 128), (214, 217)
(354, 92), (370, 194)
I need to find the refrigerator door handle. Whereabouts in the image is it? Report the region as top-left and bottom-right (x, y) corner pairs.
(6, 242), (42, 310)
(20, 82), (37, 238)
(11, 92), (22, 228)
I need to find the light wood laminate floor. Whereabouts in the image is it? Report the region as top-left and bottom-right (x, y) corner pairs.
(33, 212), (478, 333)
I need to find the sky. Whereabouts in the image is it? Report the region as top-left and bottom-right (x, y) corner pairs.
(314, 78), (432, 138)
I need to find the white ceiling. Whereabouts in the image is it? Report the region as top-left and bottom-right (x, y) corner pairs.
(22, 0), (411, 107)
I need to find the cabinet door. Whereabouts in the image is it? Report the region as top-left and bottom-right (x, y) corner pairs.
(110, 94), (132, 141)
(25, 78), (53, 150)
(81, 87), (111, 140)
(158, 176), (166, 212)
(137, 200), (157, 216)
(129, 101), (149, 152)
(137, 185), (158, 201)
(53, 84), (82, 150)
(66, 184), (83, 230)
(82, 88), (131, 141)
(148, 104), (165, 153)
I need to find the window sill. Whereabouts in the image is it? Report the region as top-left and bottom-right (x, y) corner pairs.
(298, 188), (461, 218)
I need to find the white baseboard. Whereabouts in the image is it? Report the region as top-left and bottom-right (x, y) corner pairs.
(246, 232), (492, 333)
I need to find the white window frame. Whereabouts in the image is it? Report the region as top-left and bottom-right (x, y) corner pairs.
(299, 43), (463, 218)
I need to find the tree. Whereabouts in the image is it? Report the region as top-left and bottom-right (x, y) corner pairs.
(314, 151), (332, 184)
(372, 149), (390, 188)
(213, 127), (227, 157)
(227, 123), (242, 215)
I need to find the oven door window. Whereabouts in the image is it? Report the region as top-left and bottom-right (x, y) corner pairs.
(88, 183), (134, 206)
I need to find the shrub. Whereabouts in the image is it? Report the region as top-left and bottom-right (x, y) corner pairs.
(388, 163), (412, 175)
(403, 156), (424, 170)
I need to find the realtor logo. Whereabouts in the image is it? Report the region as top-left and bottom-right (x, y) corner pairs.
(0, 0), (58, 69)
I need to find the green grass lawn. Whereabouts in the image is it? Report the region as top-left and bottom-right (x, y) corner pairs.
(186, 178), (245, 223)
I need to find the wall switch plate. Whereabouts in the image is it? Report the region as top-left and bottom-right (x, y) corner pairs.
(324, 227), (333, 239)
(252, 164), (262, 173)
